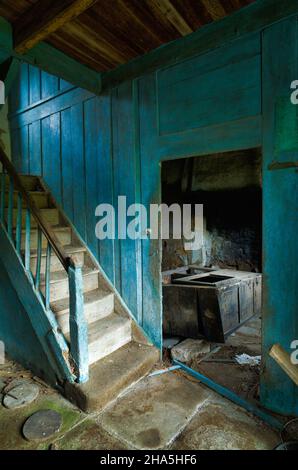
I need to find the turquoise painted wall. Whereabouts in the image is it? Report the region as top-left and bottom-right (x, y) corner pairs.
(8, 33), (261, 349)
(7, 17), (298, 415)
(0, 258), (57, 384)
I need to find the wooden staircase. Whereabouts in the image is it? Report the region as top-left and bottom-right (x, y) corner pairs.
(0, 169), (159, 412)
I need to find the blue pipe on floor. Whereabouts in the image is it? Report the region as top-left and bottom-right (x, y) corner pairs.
(173, 359), (284, 431)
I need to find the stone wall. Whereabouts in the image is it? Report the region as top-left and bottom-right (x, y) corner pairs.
(162, 149), (262, 272)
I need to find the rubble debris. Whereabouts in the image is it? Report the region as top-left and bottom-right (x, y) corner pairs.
(171, 339), (211, 363)
(22, 410), (62, 441)
(235, 354), (261, 366)
(163, 337), (181, 349)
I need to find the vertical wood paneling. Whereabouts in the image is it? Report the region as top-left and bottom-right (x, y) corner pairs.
(59, 78), (73, 92)
(61, 107), (74, 220)
(113, 81), (142, 321)
(96, 94), (115, 284)
(41, 114), (61, 202)
(139, 74), (162, 347)
(111, 88), (121, 293)
(71, 102), (86, 239)
(28, 121), (42, 175)
(41, 70), (59, 100)
(84, 97), (99, 258)
(20, 125), (29, 174)
(29, 65), (41, 104)
(19, 64), (29, 110)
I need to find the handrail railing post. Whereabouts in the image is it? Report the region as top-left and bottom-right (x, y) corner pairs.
(68, 257), (89, 383)
(45, 242), (52, 311)
(25, 207), (31, 271)
(35, 227), (42, 290)
(16, 192), (22, 254)
(7, 177), (14, 238)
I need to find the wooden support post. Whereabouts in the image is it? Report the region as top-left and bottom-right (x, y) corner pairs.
(270, 344), (298, 387)
(69, 259), (89, 383)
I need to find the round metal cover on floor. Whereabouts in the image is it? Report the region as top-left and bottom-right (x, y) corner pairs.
(4, 378), (32, 392)
(3, 383), (39, 409)
(22, 410), (62, 441)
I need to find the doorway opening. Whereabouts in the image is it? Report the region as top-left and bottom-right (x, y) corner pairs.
(161, 148), (263, 401)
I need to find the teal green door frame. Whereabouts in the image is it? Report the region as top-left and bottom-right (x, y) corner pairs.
(261, 17), (298, 416)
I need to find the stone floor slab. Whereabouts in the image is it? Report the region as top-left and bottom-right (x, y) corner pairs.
(172, 397), (280, 450)
(99, 372), (209, 450)
(54, 420), (127, 450)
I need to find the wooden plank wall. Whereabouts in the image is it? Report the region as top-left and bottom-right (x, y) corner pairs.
(0, 257), (57, 385)
(8, 32), (262, 351)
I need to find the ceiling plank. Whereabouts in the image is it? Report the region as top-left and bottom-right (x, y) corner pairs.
(147, 0), (192, 36)
(102, 0), (298, 90)
(14, 0), (98, 54)
(201, 0), (226, 21)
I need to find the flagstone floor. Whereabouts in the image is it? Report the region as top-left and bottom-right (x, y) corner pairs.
(0, 356), (280, 450)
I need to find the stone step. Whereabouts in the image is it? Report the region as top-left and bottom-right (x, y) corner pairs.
(7, 208), (59, 228)
(1, 174), (39, 192)
(64, 342), (159, 412)
(87, 314), (132, 366)
(51, 289), (115, 335)
(40, 268), (99, 302)
(18, 226), (72, 250)
(4, 190), (49, 209)
(29, 245), (86, 274)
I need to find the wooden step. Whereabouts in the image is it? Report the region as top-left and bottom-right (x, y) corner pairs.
(18, 226), (72, 250)
(1, 174), (39, 191)
(7, 208), (59, 228)
(87, 314), (132, 366)
(51, 289), (115, 335)
(4, 190), (49, 209)
(40, 268), (99, 302)
(29, 245), (86, 274)
(64, 342), (159, 412)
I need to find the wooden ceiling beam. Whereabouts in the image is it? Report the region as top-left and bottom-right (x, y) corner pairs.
(14, 0), (99, 54)
(0, 17), (101, 95)
(148, 0), (193, 36)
